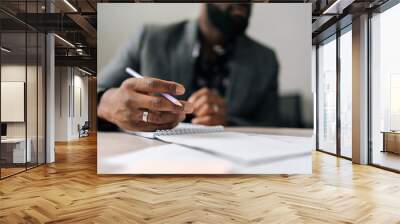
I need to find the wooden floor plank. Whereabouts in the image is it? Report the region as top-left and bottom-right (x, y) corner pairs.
(1, 134), (400, 223)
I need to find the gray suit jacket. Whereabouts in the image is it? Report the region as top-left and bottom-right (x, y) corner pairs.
(98, 20), (280, 128)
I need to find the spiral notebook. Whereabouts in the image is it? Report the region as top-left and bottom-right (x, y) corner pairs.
(127, 123), (311, 164)
(128, 123), (224, 139)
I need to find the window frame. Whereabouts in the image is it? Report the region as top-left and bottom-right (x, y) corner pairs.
(0, 0), (48, 180)
(315, 23), (353, 160)
(367, 0), (400, 173)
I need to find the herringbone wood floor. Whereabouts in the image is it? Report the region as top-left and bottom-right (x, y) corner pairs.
(1, 134), (400, 224)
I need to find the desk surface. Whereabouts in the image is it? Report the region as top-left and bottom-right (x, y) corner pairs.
(1, 138), (27, 143)
(381, 131), (400, 134)
(98, 127), (313, 174)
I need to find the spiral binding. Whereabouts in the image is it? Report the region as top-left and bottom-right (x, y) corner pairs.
(154, 126), (224, 136)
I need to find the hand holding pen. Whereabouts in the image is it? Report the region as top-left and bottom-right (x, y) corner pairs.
(97, 67), (194, 132)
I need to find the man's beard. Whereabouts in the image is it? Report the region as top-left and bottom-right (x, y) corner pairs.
(206, 4), (251, 41)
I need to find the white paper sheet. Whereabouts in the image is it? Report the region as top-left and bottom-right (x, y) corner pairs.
(157, 132), (312, 164)
(101, 144), (234, 174)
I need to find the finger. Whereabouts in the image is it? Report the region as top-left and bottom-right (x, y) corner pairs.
(196, 104), (219, 117)
(137, 94), (189, 112)
(193, 95), (225, 115)
(192, 115), (225, 126)
(193, 94), (213, 111)
(118, 109), (184, 132)
(178, 113), (186, 123)
(136, 121), (179, 132)
(145, 111), (183, 125)
(193, 91), (224, 111)
(180, 101), (194, 114)
(188, 87), (210, 103)
(130, 94), (193, 113)
(122, 77), (185, 95)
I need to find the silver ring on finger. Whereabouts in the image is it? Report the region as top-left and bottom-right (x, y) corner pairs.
(142, 110), (149, 123)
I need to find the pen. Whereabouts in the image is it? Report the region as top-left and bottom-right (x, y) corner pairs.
(125, 67), (183, 107)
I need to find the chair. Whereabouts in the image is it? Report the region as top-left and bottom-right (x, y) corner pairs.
(78, 121), (90, 138)
(278, 94), (304, 128)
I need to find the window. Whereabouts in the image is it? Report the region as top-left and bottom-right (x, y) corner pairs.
(1, 30), (28, 177)
(316, 25), (353, 159)
(0, 1), (47, 179)
(339, 28), (352, 158)
(317, 36), (337, 154)
(370, 3), (400, 171)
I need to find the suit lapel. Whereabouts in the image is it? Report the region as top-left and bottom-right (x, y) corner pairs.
(171, 20), (198, 100)
(226, 36), (253, 112)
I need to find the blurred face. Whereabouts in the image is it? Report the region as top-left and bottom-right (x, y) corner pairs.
(206, 3), (252, 41)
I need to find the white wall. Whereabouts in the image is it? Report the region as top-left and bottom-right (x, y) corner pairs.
(98, 3), (312, 126)
(1, 82), (25, 122)
(249, 4), (312, 126)
(55, 67), (89, 141)
(55, 67), (68, 141)
(1, 65), (37, 138)
(1, 65), (26, 130)
(98, 3), (201, 72)
(72, 74), (89, 138)
(1, 63), (46, 163)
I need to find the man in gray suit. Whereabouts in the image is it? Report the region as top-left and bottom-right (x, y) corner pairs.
(98, 3), (279, 132)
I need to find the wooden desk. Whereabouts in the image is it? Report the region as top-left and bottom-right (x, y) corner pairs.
(382, 131), (400, 154)
(98, 127), (313, 174)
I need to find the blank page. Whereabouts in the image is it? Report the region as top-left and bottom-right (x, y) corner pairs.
(157, 132), (312, 164)
(101, 144), (234, 174)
